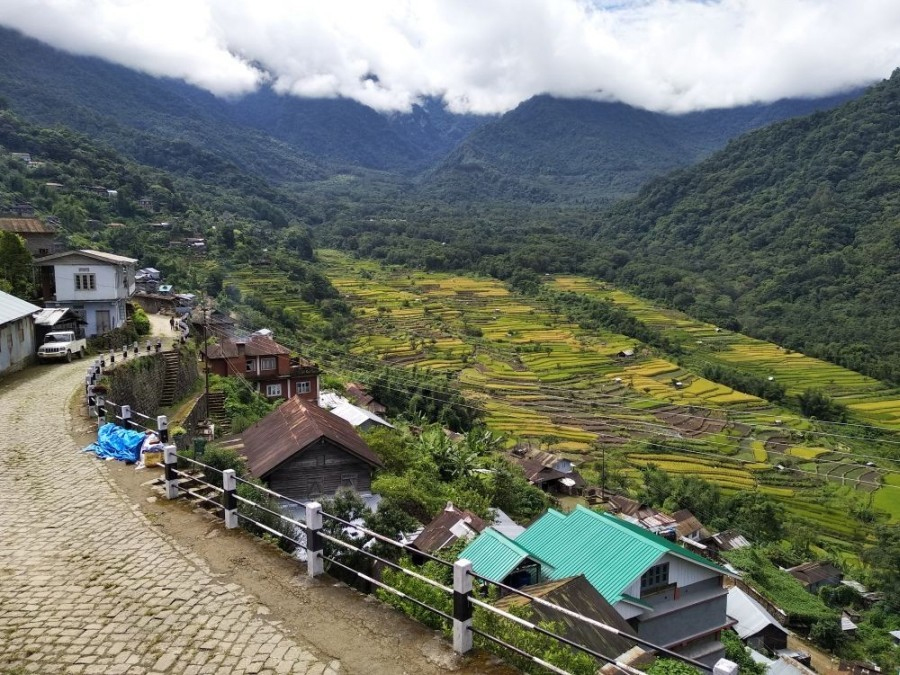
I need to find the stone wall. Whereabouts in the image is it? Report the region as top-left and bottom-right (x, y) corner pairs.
(106, 348), (199, 416)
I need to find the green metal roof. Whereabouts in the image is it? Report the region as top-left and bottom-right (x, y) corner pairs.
(515, 505), (726, 604)
(458, 528), (538, 582)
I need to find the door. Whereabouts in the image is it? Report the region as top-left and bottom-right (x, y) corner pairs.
(95, 309), (111, 335)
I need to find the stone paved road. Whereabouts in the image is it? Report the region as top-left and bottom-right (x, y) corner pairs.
(0, 361), (336, 675)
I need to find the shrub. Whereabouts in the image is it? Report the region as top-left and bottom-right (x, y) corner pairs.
(132, 307), (151, 336)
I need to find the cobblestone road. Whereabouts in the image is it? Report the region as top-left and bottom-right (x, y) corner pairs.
(0, 361), (336, 675)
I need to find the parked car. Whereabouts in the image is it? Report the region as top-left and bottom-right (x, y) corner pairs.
(37, 331), (87, 363)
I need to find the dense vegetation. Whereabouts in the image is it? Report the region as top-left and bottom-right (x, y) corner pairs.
(587, 70), (900, 384)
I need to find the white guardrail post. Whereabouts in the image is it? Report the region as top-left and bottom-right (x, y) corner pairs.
(163, 445), (179, 499)
(305, 501), (324, 577)
(222, 469), (238, 529)
(453, 559), (474, 655)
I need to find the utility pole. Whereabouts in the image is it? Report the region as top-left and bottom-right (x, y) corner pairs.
(202, 301), (210, 403)
(600, 442), (607, 497)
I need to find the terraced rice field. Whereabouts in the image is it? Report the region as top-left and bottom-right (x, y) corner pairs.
(319, 253), (900, 534)
(552, 275), (900, 430)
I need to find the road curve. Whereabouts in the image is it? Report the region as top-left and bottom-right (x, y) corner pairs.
(0, 360), (335, 675)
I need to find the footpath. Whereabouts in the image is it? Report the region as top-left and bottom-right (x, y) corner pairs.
(0, 339), (502, 675)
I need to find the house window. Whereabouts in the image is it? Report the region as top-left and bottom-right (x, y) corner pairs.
(640, 563), (670, 593)
(75, 273), (96, 291)
(297, 381), (311, 395)
(245, 359), (254, 372)
(260, 357), (276, 370)
(265, 383), (283, 397)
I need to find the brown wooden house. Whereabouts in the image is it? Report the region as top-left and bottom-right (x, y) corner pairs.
(203, 335), (319, 403)
(218, 397), (383, 502)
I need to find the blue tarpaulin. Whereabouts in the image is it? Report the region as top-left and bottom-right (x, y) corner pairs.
(82, 423), (146, 463)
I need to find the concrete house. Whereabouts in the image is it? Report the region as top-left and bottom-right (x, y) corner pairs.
(0, 291), (41, 376)
(202, 335), (319, 403)
(34, 249), (136, 337)
(459, 505), (732, 666)
(218, 397), (383, 502)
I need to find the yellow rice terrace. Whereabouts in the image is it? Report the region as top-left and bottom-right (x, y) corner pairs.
(319, 251), (900, 543)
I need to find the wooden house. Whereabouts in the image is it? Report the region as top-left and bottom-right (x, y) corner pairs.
(218, 397), (383, 502)
(0, 218), (61, 257)
(788, 561), (843, 594)
(202, 335), (319, 403)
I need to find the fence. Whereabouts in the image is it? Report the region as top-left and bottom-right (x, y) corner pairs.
(84, 395), (739, 675)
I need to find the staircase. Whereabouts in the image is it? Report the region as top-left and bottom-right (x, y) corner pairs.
(159, 351), (180, 407)
(205, 391), (230, 435)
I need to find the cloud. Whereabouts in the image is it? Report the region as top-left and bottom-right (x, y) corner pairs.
(1, 0), (899, 113)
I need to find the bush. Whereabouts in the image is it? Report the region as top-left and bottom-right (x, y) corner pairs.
(132, 307), (151, 336)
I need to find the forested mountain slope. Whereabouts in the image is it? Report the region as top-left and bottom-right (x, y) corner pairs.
(0, 27), (485, 182)
(589, 70), (900, 382)
(421, 92), (860, 204)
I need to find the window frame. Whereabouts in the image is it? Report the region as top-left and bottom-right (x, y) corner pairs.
(260, 356), (277, 371)
(297, 380), (312, 395)
(640, 562), (670, 594)
(265, 383), (283, 397)
(74, 273), (96, 292)
(245, 358), (255, 372)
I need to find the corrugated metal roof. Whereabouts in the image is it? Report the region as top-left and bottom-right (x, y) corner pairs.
(33, 307), (73, 326)
(516, 506), (726, 604)
(458, 528), (537, 582)
(0, 217), (55, 234)
(0, 290), (40, 325)
(412, 503), (487, 554)
(223, 398), (383, 477)
(727, 587), (787, 640)
(34, 249), (137, 265)
(329, 401), (393, 429)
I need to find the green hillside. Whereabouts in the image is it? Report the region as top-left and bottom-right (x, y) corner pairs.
(589, 70), (900, 383)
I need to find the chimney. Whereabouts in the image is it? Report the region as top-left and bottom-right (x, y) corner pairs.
(236, 341), (246, 355)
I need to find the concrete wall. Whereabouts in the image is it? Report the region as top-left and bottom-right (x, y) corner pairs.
(0, 317), (35, 376)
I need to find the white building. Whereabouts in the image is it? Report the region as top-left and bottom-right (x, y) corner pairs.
(34, 249), (137, 337)
(0, 290), (40, 376)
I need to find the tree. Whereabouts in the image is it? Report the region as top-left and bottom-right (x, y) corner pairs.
(797, 389), (848, 422)
(0, 232), (33, 297)
(723, 491), (785, 544)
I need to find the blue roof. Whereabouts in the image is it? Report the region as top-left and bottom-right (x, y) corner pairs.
(458, 528), (545, 582)
(516, 506), (725, 604)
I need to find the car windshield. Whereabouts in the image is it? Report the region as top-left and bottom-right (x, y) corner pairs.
(45, 335), (67, 342)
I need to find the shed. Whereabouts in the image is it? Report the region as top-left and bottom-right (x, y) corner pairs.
(411, 502), (487, 555)
(33, 307), (86, 343)
(458, 528), (548, 588)
(217, 397), (383, 502)
(787, 561), (843, 594)
(328, 401), (394, 432)
(727, 586), (789, 652)
(0, 290), (40, 376)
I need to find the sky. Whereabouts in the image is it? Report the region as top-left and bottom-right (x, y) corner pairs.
(1, 0), (899, 114)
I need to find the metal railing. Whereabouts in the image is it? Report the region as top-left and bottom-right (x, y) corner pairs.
(84, 393), (738, 675)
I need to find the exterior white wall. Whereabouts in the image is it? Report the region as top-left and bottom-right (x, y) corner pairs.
(621, 553), (720, 599)
(0, 317), (35, 375)
(54, 263), (133, 302)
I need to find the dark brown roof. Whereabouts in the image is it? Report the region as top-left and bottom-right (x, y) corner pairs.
(346, 382), (386, 412)
(788, 561), (843, 587)
(494, 575), (636, 658)
(513, 456), (566, 484)
(412, 503), (488, 554)
(673, 509), (709, 539)
(223, 398), (382, 478)
(0, 218), (55, 234)
(205, 335), (291, 359)
(606, 495), (656, 519)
